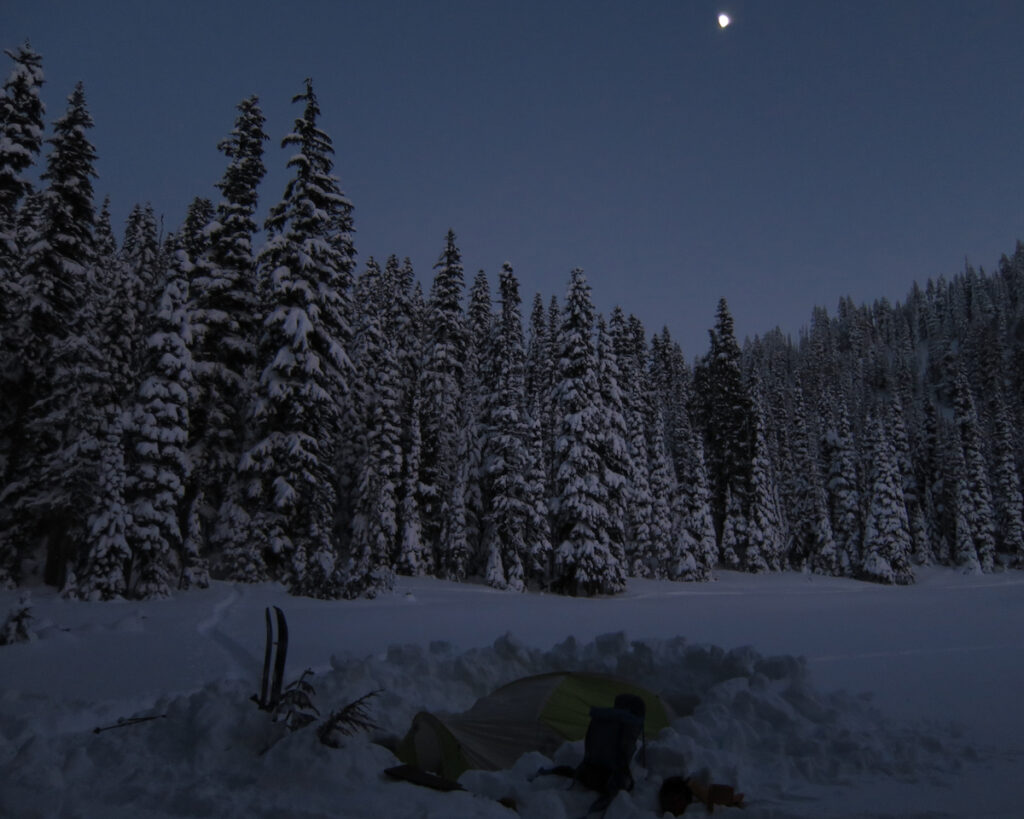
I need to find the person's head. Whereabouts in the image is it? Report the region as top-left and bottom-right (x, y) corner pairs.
(659, 775), (693, 815)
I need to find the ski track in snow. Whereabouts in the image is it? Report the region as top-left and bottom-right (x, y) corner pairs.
(196, 583), (243, 635)
(195, 583), (259, 678)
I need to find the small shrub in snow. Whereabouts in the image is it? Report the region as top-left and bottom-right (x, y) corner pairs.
(318, 689), (381, 748)
(272, 669), (320, 731)
(261, 665), (381, 751)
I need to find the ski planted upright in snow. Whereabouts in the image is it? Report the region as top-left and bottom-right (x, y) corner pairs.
(253, 606), (288, 710)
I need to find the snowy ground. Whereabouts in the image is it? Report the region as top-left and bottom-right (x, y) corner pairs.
(2, 567), (1022, 818)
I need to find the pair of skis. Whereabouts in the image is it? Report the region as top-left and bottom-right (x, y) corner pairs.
(253, 606), (288, 710)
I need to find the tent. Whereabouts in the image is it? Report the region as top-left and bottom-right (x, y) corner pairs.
(395, 671), (674, 780)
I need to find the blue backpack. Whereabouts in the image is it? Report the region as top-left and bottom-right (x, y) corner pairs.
(574, 693), (647, 797)
(533, 692), (647, 815)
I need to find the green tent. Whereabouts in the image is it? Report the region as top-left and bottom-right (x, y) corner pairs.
(395, 671), (674, 781)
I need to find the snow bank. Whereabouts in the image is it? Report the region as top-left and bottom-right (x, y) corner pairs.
(1, 631), (972, 818)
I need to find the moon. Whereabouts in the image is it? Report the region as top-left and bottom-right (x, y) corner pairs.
(718, 13), (731, 28)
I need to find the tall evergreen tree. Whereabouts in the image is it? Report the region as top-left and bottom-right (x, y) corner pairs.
(344, 303), (400, 598)
(719, 486), (746, 569)
(550, 270), (625, 596)
(609, 309), (656, 577)
(480, 264), (535, 591)
(418, 230), (468, 578)
(989, 395), (1024, 564)
(789, 391), (839, 575)
(392, 264), (429, 577)
(952, 371), (996, 572)
(525, 292), (553, 429)
(191, 96), (268, 534)
(1, 83), (102, 589)
(594, 316), (631, 574)
(240, 79), (356, 597)
(523, 409), (554, 586)
(396, 384), (429, 576)
(0, 45), (46, 573)
(125, 245), (194, 599)
(463, 268), (493, 568)
(693, 299), (754, 542)
(861, 410), (914, 585)
(0, 43), (45, 265)
(77, 408), (131, 600)
(822, 397), (861, 574)
(670, 429), (717, 580)
(122, 202), (163, 329)
(180, 197), (213, 262)
(91, 197), (138, 407)
(743, 392), (785, 572)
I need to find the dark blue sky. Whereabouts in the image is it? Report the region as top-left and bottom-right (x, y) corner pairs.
(3, 0), (1022, 357)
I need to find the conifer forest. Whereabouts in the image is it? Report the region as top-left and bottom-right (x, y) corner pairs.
(2, 45), (1023, 601)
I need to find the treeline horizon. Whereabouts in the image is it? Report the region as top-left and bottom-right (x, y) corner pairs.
(1, 43), (1022, 601)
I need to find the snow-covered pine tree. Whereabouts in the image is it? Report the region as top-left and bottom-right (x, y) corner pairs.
(332, 257), (383, 565)
(645, 420), (677, 578)
(524, 292), (557, 523)
(550, 269), (625, 596)
(543, 294), (561, 497)
(860, 409), (914, 585)
(789, 390), (839, 575)
(191, 96), (268, 536)
(440, 435), (473, 582)
(888, 396), (930, 566)
(692, 298), (754, 544)
(125, 244), (194, 599)
(952, 371), (996, 572)
(822, 396), (861, 574)
(384, 256), (422, 399)
(242, 79), (355, 597)
(743, 390), (785, 573)
(343, 298), (400, 599)
(609, 309), (656, 577)
(0, 42), (44, 266)
(2, 83), (104, 590)
(594, 315), (631, 575)
(418, 230), (468, 579)
(180, 197), (214, 262)
(396, 383), (429, 576)
(525, 292), (553, 438)
(719, 486), (746, 569)
(633, 323), (680, 579)
(179, 490), (210, 590)
(77, 408), (132, 600)
(989, 395), (1024, 564)
(0, 43), (46, 586)
(922, 400), (952, 565)
(121, 203), (164, 333)
(238, 80), (356, 596)
(670, 429), (717, 580)
(649, 327), (693, 483)
(91, 197), (138, 408)
(947, 427), (982, 574)
(377, 256), (427, 576)
(523, 407), (553, 586)
(463, 268), (493, 570)
(480, 263), (534, 591)
(647, 326), (717, 580)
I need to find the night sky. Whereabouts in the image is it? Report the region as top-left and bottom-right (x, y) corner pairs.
(3, 0), (1022, 357)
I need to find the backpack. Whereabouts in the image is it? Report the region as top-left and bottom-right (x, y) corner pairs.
(573, 693), (646, 797)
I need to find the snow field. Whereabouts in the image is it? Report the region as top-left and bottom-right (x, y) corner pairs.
(1, 568), (1022, 817)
